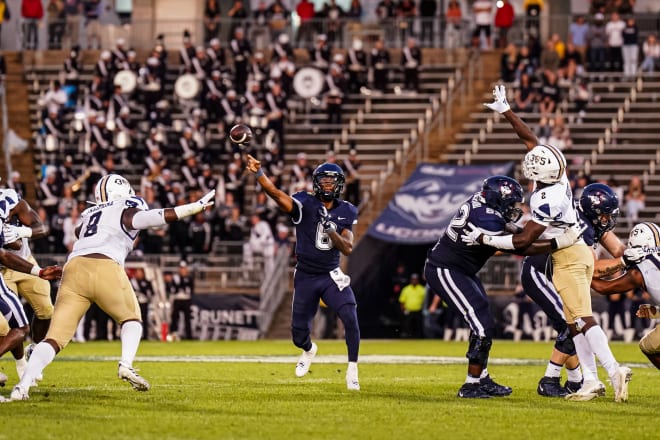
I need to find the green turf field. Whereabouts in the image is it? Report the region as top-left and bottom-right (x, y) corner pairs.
(0, 339), (656, 440)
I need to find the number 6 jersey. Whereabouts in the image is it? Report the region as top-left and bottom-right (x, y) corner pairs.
(68, 196), (149, 266)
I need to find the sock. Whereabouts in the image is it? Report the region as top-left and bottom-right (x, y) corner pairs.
(479, 368), (489, 379)
(544, 361), (562, 378)
(566, 365), (583, 383)
(18, 342), (56, 391)
(584, 325), (619, 377)
(465, 374), (480, 384)
(347, 361), (358, 378)
(15, 356), (27, 379)
(120, 321), (143, 367)
(573, 333), (598, 382)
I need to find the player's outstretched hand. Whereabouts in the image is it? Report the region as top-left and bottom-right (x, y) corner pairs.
(461, 223), (483, 246)
(622, 247), (650, 266)
(246, 154), (261, 173)
(552, 223), (587, 250)
(174, 189), (216, 219)
(2, 224), (31, 244)
(39, 265), (63, 280)
(484, 85), (511, 114)
(197, 190), (216, 211)
(637, 304), (659, 319)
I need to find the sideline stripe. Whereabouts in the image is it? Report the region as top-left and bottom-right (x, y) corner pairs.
(4, 354), (651, 368)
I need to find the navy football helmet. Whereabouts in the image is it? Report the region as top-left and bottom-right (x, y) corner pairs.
(481, 175), (524, 222)
(312, 163), (345, 201)
(579, 183), (619, 238)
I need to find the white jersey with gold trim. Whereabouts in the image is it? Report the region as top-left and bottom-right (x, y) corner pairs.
(529, 173), (583, 242)
(635, 254), (660, 304)
(68, 196), (148, 266)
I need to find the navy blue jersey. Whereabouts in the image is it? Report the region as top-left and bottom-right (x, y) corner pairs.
(576, 208), (597, 247)
(291, 191), (358, 274)
(426, 193), (506, 275)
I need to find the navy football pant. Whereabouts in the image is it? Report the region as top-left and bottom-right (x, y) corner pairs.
(520, 256), (567, 334)
(424, 263), (494, 339)
(291, 270), (360, 362)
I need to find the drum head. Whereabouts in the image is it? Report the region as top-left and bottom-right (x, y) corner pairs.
(175, 74), (201, 100)
(293, 67), (324, 99)
(114, 70), (137, 94)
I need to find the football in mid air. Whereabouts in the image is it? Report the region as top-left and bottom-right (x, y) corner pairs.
(229, 124), (253, 146)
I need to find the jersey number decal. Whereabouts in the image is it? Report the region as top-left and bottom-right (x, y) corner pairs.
(446, 203), (469, 242)
(315, 222), (334, 250)
(83, 211), (102, 237)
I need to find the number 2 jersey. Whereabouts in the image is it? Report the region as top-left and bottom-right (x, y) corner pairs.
(426, 192), (506, 275)
(529, 174), (582, 242)
(69, 196), (149, 266)
(290, 192), (358, 274)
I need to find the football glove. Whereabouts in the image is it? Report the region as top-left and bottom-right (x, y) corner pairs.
(173, 189), (216, 219)
(621, 247), (650, 266)
(461, 223), (483, 246)
(2, 224), (32, 244)
(551, 223), (587, 250)
(484, 85), (510, 114)
(318, 207), (336, 233)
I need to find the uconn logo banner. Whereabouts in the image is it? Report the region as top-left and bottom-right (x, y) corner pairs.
(367, 163), (514, 244)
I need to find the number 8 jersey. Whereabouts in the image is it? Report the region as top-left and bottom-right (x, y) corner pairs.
(69, 196), (149, 266)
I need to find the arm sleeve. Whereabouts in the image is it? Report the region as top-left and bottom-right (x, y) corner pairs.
(131, 209), (167, 230)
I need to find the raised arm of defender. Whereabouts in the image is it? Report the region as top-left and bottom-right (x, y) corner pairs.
(485, 85), (539, 151)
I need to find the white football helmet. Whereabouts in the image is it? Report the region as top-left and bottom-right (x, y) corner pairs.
(94, 174), (135, 204)
(628, 222), (660, 249)
(522, 144), (566, 184)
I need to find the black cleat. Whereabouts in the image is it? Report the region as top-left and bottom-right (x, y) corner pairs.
(537, 376), (568, 397)
(457, 383), (491, 398)
(564, 379), (583, 394)
(480, 375), (512, 397)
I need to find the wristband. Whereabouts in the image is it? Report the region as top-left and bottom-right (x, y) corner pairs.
(482, 234), (516, 250)
(17, 226), (33, 239)
(30, 265), (42, 277)
(256, 168), (265, 178)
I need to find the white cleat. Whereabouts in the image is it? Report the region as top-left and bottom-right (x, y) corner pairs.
(610, 366), (632, 403)
(565, 380), (606, 401)
(295, 343), (318, 378)
(118, 362), (151, 391)
(346, 363), (360, 391)
(10, 385), (29, 401)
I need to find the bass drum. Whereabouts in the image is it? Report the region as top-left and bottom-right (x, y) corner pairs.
(175, 74), (201, 100)
(114, 70), (137, 94)
(293, 67), (324, 99)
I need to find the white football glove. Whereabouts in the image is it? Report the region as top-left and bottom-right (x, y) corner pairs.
(173, 189), (216, 219)
(484, 85), (511, 114)
(2, 224), (32, 244)
(551, 223), (587, 250)
(318, 206), (335, 233)
(461, 222), (483, 246)
(621, 246), (651, 266)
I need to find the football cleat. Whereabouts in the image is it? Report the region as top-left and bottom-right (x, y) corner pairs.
(457, 382), (491, 399)
(610, 366), (632, 403)
(295, 342), (317, 378)
(537, 376), (568, 397)
(565, 380), (605, 401)
(118, 362), (151, 391)
(346, 363), (360, 391)
(564, 379), (583, 394)
(10, 385), (29, 401)
(480, 375), (512, 397)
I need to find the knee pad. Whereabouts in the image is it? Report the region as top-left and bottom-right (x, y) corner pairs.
(291, 326), (311, 350)
(554, 327), (576, 356)
(466, 334), (492, 366)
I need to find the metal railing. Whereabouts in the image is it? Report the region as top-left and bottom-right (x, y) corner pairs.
(257, 245), (292, 337)
(0, 82), (11, 181)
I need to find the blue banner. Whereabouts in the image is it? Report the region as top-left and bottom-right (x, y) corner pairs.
(367, 163), (515, 244)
